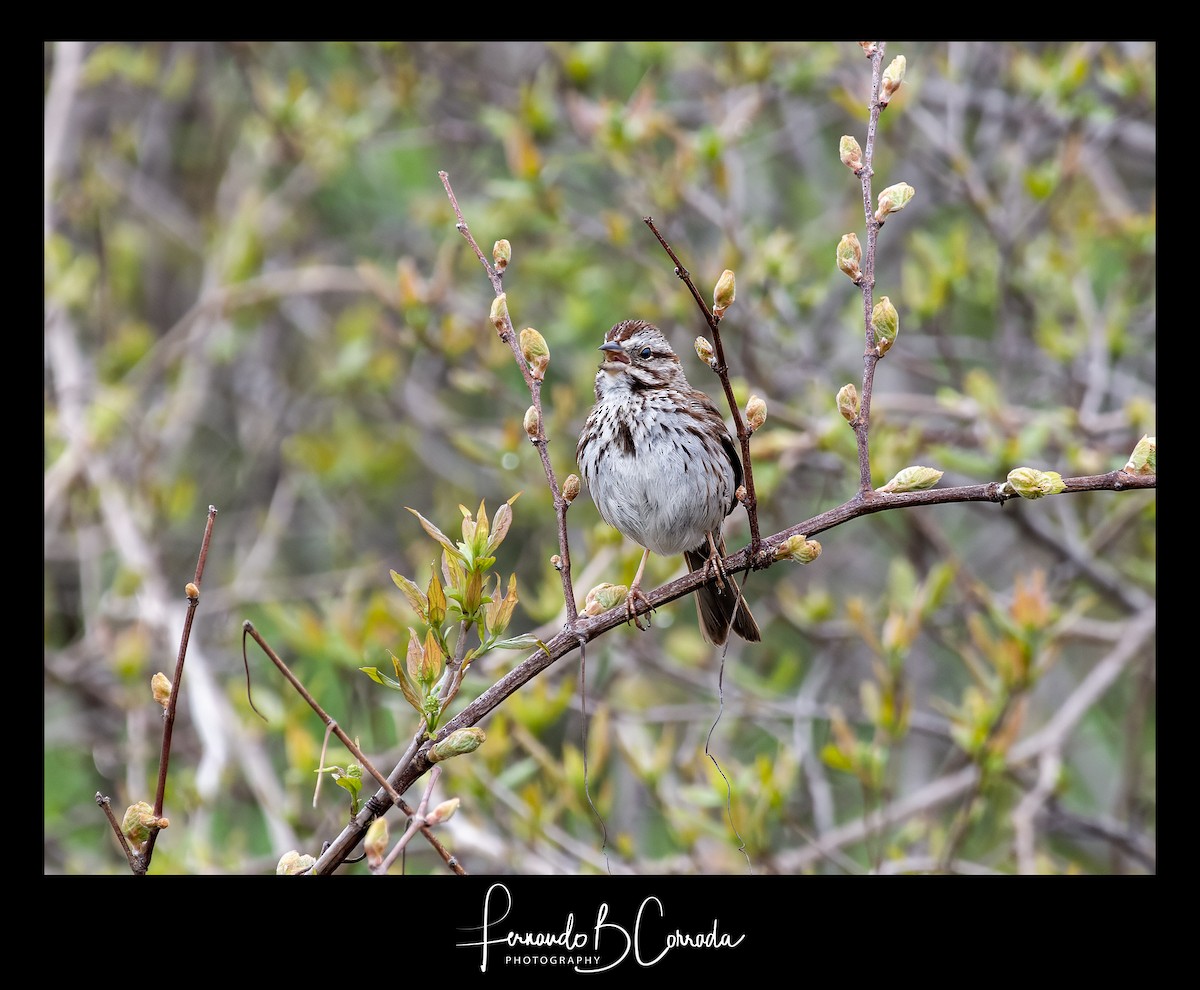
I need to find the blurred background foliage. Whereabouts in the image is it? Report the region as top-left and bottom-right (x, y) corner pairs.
(44, 41), (1155, 875)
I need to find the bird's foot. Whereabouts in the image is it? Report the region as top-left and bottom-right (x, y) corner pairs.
(702, 533), (730, 593)
(625, 584), (654, 630)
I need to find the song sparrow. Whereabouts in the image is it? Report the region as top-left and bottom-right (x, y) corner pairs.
(576, 320), (761, 644)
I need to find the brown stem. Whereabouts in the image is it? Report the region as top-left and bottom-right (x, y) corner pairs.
(96, 792), (143, 872)
(376, 767), (442, 874)
(306, 468), (1154, 873)
(141, 505), (217, 871)
(439, 170), (579, 625)
(853, 43), (887, 494)
(642, 216), (764, 561)
(243, 621), (466, 875)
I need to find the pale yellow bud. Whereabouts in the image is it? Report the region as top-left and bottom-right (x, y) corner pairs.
(275, 850), (316, 875)
(489, 293), (509, 331)
(1004, 467), (1066, 499)
(519, 326), (550, 379)
(121, 801), (169, 853)
(775, 535), (821, 563)
(871, 296), (899, 356)
(364, 817), (389, 868)
(429, 727), (486, 763)
(880, 55), (906, 107)
(583, 582), (628, 616)
(492, 239), (511, 272)
(562, 474), (581, 504)
(875, 182), (915, 223)
(185, 582), (199, 602)
(837, 233), (862, 281)
(837, 383), (860, 423)
(878, 466), (944, 493)
(713, 269), (736, 319)
(745, 394), (767, 433)
(1123, 435), (1156, 476)
(550, 553), (563, 570)
(839, 135), (863, 173)
(151, 672), (172, 710)
(425, 797), (461, 826)
(694, 336), (715, 366)
(523, 405), (540, 440)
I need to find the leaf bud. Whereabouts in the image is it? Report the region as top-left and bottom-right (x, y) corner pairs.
(425, 797), (461, 826)
(122, 801), (169, 853)
(1004, 467), (1066, 499)
(837, 383), (860, 423)
(871, 296), (899, 355)
(839, 135), (863, 173)
(875, 182), (915, 223)
(492, 238), (511, 272)
(523, 405), (540, 440)
(745, 394), (767, 433)
(775, 535), (822, 563)
(713, 269), (736, 319)
(364, 817), (389, 868)
(837, 232), (863, 281)
(562, 474), (581, 503)
(275, 850), (316, 875)
(877, 465), (944, 493)
(1123, 435), (1156, 476)
(519, 326), (550, 379)
(151, 672), (172, 710)
(880, 55), (906, 107)
(489, 293), (509, 331)
(429, 727), (486, 763)
(583, 582), (628, 616)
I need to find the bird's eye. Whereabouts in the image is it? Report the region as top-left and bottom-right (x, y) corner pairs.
(639, 347), (652, 359)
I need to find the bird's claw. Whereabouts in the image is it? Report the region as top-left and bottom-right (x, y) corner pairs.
(625, 586), (654, 630)
(702, 536), (729, 592)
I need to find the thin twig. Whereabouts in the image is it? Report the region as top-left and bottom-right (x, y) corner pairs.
(439, 170), (580, 625)
(642, 216), (764, 562)
(243, 621), (466, 875)
(141, 505), (218, 870)
(95, 792), (141, 872)
(852, 42), (886, 494)
(377, 767), (442, 874)
(305, 471), (1154, 874)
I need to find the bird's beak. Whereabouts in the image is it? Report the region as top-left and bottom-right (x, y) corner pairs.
(599, 341), (629, 365)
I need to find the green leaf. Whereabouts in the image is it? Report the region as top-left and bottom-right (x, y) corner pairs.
(406, 507), (463, 561)
(334, 774), (362, 798)
(471, 498), (489, 557)
(359, 666), (404, 691)
(390, 570), (428, 620)
(442, 548), (464, 588)
(405, 628), (425, 682)
(427, 565), (447, 628)
(492, 633), (540, 650)
(395, 645), (426, 714)
(485, 494), (520, 554)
